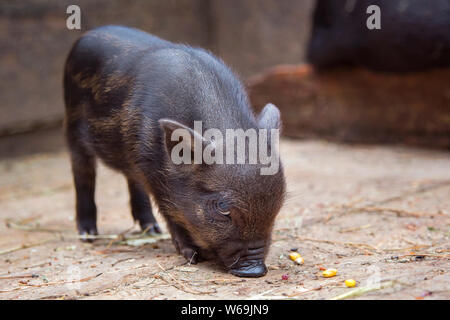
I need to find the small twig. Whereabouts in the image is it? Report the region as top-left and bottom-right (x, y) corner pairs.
(5, 218), (170, 246)
(397, 253), (450, 259)
(113, 233), (171, 246)
(106, 223), (136, 248)
(5, 220), (70, 234)
(111, 257), (137, 267)
(329, 281), (397, 300)
(188, 251), (197, 265)
(382, 244), (432, 252)
(19, 273), (103, 288)
(0, 274), (38, 280)
(73, 234), (122, 240)
(339, 224), (371, 233)
(91, 248), (137, 255)
(0, 239), (53, 256)
(0, 287), (23, 293)
(0, 273), (103, 293)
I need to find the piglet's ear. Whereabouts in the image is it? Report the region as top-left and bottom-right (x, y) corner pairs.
(159, 119), (205, 166)
(257, 103), (281, 130)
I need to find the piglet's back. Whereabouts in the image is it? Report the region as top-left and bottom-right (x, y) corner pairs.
(65, 25), (255, 131)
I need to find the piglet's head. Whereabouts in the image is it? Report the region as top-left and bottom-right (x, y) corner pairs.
(159, 103), (286, 277)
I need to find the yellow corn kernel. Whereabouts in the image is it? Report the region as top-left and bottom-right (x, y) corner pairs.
(289, 252), (304, 265)
(322, 268), (337, 278)
(295, 256), (305, 265)
(345, 279), (356, 287)
(289, 252), (301, 261)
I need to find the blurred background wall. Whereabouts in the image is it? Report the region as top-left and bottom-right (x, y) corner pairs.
(0, 0), (315, 137)
(0, 0), (448, 157)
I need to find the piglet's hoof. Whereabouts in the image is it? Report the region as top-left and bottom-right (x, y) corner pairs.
(141, 222), (162, 235)
(78, 228), (98, 243)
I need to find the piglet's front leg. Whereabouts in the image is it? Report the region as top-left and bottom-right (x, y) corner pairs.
(166, 221), (201, 264)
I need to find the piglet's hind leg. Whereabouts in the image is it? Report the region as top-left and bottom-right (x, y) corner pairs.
(70, 146), (98, 242)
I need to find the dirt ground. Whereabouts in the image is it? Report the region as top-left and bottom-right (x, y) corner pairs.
(0, 138), (449, 300)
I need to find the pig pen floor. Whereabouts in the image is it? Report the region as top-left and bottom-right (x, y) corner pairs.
(0, 139), (449, 300)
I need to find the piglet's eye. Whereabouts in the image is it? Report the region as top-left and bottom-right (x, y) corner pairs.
(215, 200), (230, 216)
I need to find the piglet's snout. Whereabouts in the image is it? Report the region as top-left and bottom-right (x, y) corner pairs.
(229, 244), (267, 278)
